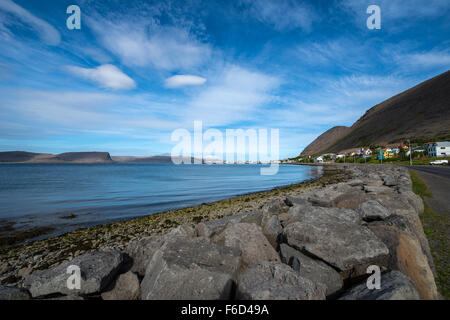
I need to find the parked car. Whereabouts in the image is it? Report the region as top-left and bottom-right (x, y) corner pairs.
(429, 160), (449, 165)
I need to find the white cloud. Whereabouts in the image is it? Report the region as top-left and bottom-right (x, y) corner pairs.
(67, 64), (136, 90)
(241, 0), (318, 31)
(400, 50), (450, 68)
(88, 17), (211, 71)
(165, 75), (207, 88)
(0, 0), (60, 45)
(186, 66), (280, 126)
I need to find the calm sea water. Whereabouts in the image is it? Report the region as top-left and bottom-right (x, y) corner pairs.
(0, 163), (322, 237)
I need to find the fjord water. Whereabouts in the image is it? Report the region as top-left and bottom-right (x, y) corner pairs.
(0, 163), (322, 237)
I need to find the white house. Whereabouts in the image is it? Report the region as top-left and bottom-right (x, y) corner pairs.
(427, 141), (450, 157)
(314, 156), (324, 163)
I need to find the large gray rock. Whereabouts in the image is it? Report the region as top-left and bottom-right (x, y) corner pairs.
(285, 195), (309, 207)
(262, 200), (284, 217)
(236, 261), (326, 300)
(368, 225), (438, 300)
(23, 249), (124, 297)
(196, 211), (262, 238)
(283, 205), (361, 227)
(357, 200), (392, 221)
(347, 179), (364, 187)
(364, 185), (394, 194)
(339, 270), (420, 300)
(101, 271), (140, 300)
(214, 223), (280, 266)
(166, 224), (196, 237)
(383, 176), (397, 187)
(261, 215), (282, 248)
(279, 244), (343, 296)
(0, 285), (30, 300)
(125, 235), (166, 277)
(281, 208), (389, 275)
(333, 191), (371, 210)
(307, 188), (346, 208)
(141, 236), (241, 300)
(398, 190), (424, 215)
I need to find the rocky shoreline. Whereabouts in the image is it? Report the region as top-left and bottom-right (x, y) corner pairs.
(0, 164), (439, 300)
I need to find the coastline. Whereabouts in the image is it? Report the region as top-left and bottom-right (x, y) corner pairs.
(0, 164), (440, 301)
(0, 165), (345, 284)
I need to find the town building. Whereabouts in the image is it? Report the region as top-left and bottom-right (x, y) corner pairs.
(427, 141), (450, 157)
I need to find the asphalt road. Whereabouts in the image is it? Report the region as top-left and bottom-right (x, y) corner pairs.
(407, 165), (450, 216)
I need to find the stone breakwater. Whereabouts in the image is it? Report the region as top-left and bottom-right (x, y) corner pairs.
(0, 165), (439, 300)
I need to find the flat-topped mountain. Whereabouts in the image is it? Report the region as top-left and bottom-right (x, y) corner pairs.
(0, 152), (197, 164)
(301, 70), (450, 155)
(0, 151), (113, 163)
(111, 156), (194, 163)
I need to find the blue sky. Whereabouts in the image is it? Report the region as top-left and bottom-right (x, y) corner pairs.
(0, 0), (449, 158)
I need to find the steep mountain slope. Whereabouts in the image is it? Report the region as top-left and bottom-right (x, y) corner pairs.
(301, 126), (351, 156)
(301, 70), (450, 155)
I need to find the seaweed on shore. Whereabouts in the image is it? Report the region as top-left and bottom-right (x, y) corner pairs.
(0, 226), (54, 248)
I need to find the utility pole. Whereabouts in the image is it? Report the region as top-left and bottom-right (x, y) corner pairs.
(408, 139), (412, 166)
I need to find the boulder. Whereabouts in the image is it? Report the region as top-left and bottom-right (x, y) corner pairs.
(23, 249), (124, 297)
(279, 244), (343, 296)
(284, 205), (361, 227)
(357, 200), (392, 221)
(347, 179), (364, 187)
(364, 185), (394, 195)
(166, 224), (196, 237)
(101, 271), (140, 300)
(261, 200), (284, 217)
(236, 261), (326, 300)
(370, 215), (436, 278)
(398, 191), (424, 215)
(307, 195), (333, 208)
(368, 225), (438, 300)
(339, 270), (420, 300)
(261, 215), (283, 248)
(141, 236), (241, 300)
(0, 285), (30, 300)
(383, 176), (397, 187)
(214, 223), (280, 266)
(239, 211), (263, 226)
(196, 211), (262, 238)
(333, 191), (371, 210)
(125, 235), (166, 277)
(285, 196), (309, 207)
(281, 209), (389, 275)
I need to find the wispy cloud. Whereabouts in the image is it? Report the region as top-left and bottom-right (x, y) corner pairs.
(0, 0), (60, 45)
(87, 16), (211, 71)
(67, 64), (136, 90)
(186, 66), (280, 126)
(240, 0), (318, 31)
(165, 75), (207, 88)
(397, 49), (450, 69)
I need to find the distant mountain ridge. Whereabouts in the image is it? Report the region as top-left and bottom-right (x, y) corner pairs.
(0, 151), (113, 163)
(301, 70), (450, 156)
(0, 152), (197, 164)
